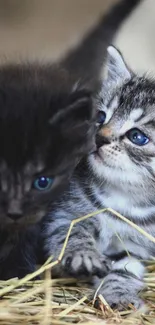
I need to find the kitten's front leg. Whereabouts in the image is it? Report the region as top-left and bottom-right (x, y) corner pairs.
(94, 257), (145, 310)
(61, 244), (110, 278)
(46, 222), (111, 278)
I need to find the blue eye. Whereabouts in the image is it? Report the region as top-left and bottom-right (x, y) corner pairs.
(126, 128), (149, 146)
(33, 177), (53, 191)
(97, 111), (106, 125)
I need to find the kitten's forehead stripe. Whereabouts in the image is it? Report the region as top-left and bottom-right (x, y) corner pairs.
(120, 77), (155, 112)
(129, 108), (143, 122)
(24, 180), (32, 193)
(120, 121), (134, 135)
(108, 96), (119, 112)
(23, 161), (45, 176)
(144, 120), (155, 129)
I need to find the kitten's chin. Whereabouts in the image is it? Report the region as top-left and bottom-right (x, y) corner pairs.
(89, 151), (107, 176)
(89, 149), (111, 170)
(88, 150), (117, 180)
(91, 149), (104, 164)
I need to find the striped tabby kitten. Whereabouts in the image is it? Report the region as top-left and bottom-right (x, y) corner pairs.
(43, 45), (155, 309)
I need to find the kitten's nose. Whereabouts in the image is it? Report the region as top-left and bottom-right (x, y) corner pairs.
(7, 199), (23, 220)
(7, 212), (23, 220)
(96, 134), (111, 148)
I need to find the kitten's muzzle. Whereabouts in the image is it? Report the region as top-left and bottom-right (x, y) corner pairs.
(96, 134), (111, 148)
(7, 199), (23, 220)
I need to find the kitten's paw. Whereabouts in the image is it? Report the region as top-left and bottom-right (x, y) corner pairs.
(95, 273), (144, 311)
(61, 250), (111, 278)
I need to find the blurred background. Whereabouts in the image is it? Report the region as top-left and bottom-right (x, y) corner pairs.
(0, 0), (154, 74)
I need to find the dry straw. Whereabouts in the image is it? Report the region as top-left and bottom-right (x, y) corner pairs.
(0, 207), (154, 325)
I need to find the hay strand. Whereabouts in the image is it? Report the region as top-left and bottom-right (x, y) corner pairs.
(0, 207), (154, 324)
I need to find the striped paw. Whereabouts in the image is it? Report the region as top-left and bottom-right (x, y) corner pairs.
(95, 271), (144, 311)
(61, 249), (111, 278)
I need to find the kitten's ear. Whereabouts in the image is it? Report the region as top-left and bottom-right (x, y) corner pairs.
(49, 92), (96, 155)
(49, 92), (94, 126)
(105, 45), (131, 85)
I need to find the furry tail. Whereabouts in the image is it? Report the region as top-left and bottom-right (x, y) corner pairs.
(63, 0), (141, 83)
(99, 0), (141, 42)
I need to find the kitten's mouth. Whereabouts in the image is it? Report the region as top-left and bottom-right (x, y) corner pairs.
(92, 149), (113, 169)
(5, 221), (31, 230)
(1, 216), (38, 230)
(93, 148), (104, 163)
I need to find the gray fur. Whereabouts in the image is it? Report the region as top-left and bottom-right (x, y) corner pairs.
(43, 46), (155, 310)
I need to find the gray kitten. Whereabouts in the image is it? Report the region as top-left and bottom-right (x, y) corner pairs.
(43, 46), (155, 310)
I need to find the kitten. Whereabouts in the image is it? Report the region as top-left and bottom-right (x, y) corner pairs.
(0, 0), (141, 280)
(43, 45), (155, 310)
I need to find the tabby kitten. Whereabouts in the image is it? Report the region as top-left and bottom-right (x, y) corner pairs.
(0, 0), (141, 280)
(43, 45), (155, 310)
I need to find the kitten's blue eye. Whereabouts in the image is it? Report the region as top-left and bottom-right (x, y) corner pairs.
(33, 177), (53, 191)
(126, 128), (149, 146)
(97, 111), (106, 125)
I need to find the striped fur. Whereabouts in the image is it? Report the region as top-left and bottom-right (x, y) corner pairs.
(42, 46), (155, 310)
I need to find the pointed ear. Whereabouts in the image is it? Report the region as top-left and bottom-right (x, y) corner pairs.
(49, 92), (94, 126)
(49, 92), (96, 155)
(105, 45), (132, 85)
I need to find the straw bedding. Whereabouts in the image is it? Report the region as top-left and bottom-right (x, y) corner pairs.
(0, 208), (155, 325)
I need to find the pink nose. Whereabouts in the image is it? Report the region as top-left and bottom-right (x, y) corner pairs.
(99, 126), (112, 137)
